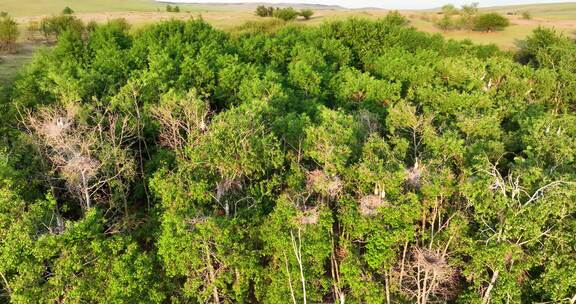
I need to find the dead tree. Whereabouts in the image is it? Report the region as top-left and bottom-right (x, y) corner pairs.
(25, 106), (135, 210)
(150, 89), (210, 153)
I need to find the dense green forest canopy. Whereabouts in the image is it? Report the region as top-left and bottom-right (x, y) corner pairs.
(0, 13), (575, 303)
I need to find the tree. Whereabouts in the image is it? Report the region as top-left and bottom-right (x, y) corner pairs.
(40, 15), (84, 41)
(521, 11), (532, 20)
(25, 21), (40, 41)
(300, 9), (314, 20)
(173, 6), (180, 13)
(2, 16), (576, 304)
(62, 6), (74, 15)
(0, 14), (18, 53)
(256, 5), (269, 17)
(273, 7), (299, 21)
(166, 4), (172, 12)
(441, 4), (458, 16)
(436, 14), (455, 31)
(459, 2), (479, 30)
(474, 13), (510, 32)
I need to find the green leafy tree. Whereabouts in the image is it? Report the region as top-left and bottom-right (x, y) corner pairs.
(300, 9), (314, 20)
(441, 4), (458, 16)
(273, 7), (299, 21)
(62, 6), (74, 15)
(474, 13), (510, 32)
(255, 5), (269, 17)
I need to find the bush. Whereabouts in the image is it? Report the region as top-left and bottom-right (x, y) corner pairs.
(26, 21), (40, 41)
(522, 11), (532, 20)
(383, 11), (409, 27)
(473, 13), (510, 31)
(0, 15), (19, 53)
(273, 7), (299, 21)
(173, 6), (180, 13)
(441, 4), (458, 16)
(166, 5), (172, 12)
(255, 5), (269, 17)
(436, 15), (455, 31)
(40, 15), (84, 41)
(62, 6), (74, 15)
(300, 9), (314, 20)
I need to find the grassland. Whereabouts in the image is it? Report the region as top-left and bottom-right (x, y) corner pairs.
(484, 2), (576, 20)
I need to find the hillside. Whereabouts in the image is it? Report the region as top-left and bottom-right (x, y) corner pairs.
(483, 2), (576, 20)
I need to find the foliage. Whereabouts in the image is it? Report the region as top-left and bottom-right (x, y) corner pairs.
(40, 15), (84, 41)
(300, 9), (314, 20)
(474, 13), (510, 32)
(1, 15), (575, 304)
(522, 11), (532, 20)
(0, 14), (18, 53)
(255, 5), (275, 17)
(273, 7), (299, 21)
(62, 6), (74, 15)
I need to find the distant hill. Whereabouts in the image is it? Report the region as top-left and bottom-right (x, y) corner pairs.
(481, 2), (576, 20)
(155, 1), (347, 10)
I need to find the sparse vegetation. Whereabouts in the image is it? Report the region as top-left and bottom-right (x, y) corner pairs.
(166, 4), (180, 13)
(0, 14), (18, 53)
(522, 11), (532, 20)
(255, 5), (275, 17)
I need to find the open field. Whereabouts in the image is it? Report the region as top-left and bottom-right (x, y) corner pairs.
(483, 2), (576, 20)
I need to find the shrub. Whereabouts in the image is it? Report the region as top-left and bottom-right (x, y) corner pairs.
(255, 5), (269, 17)
(522, 11), (532, 20)
(459, 2), (479, 30)
(383, 11), (409, 27)
(173, 6), (180, 13)
(441, 4), (458, 16)
(40, 15), (84, 41)
(436, 15), (455, 31)
(166, 5), (172, 12)
(26, 21), (40, 41)
(0, 15), (18, 53)
(300, 9), (314, 20)
(474, 13), (510, 32)
(62, 6), (74, 15)
(273, 7), (299, 21)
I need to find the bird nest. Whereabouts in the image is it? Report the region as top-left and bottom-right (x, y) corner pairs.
(413, 248), (453, 281)
(297, 206), (319, 225)
(405, 161), (424, 189)
(215, 178), (242, 201)
(61, 155), (100, 179)
(306, 170), (342, 198)
(359, 194), (386, 216)
(42, 116), (72, 139)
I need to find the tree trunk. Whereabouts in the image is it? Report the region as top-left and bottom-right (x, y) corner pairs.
(0, 271), (12, 296)
(204, 242), (220, 304)
(291, 229), (307, 304)
(482, 270), (499, 304)
(81, 170), (90, 209)
(283, 251), (297, 304)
